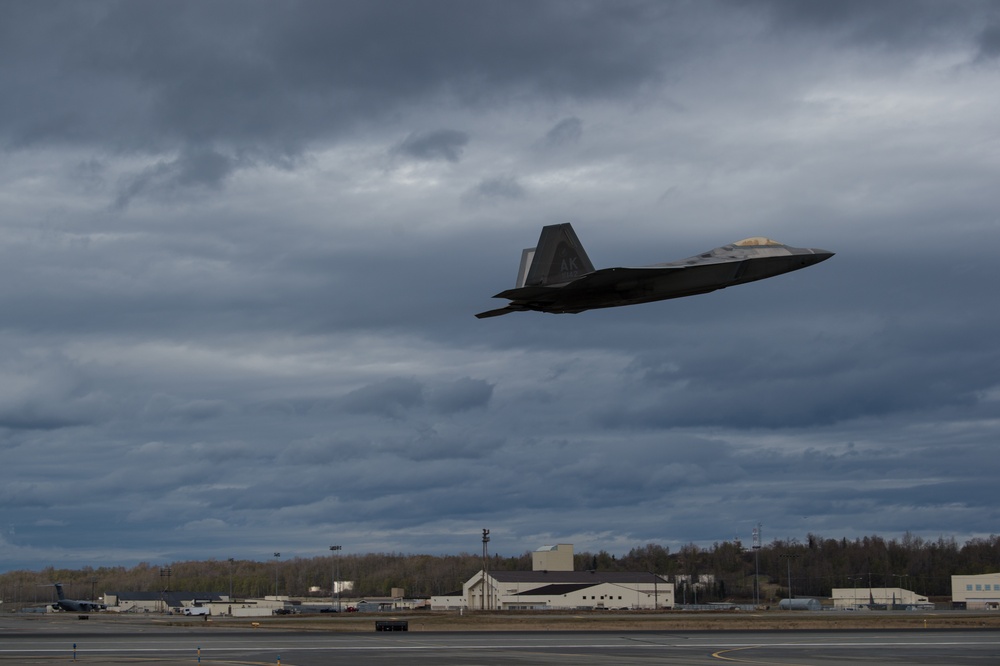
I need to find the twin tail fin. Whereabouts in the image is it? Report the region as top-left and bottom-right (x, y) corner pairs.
(519, 223), (594, 287)
(475, 223), (593, 319)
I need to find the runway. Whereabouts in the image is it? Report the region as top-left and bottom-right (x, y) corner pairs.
(1, 616), (998, 665)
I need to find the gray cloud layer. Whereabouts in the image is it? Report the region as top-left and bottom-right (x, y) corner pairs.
(2, 0), (999, 569)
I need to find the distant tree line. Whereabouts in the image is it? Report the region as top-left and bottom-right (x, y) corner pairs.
(2, 533), (997, 606)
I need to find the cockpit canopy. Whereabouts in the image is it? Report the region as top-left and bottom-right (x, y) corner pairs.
(733, 237), (784, 247)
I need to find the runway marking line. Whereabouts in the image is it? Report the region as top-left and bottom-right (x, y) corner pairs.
(712, 645), (810, 665)
(710, 639), (1000, 664)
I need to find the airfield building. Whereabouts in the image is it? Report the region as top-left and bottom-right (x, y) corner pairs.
(458, 544), (674, 611)
(104, 591), (226, 614)
(951, 573), (1000, 610)
(531, 543), (574, 572)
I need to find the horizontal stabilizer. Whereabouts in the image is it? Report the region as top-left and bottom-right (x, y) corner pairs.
(475, 306), (519, 319)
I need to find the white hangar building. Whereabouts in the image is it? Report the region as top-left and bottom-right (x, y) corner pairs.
(460, 544), (674, 611)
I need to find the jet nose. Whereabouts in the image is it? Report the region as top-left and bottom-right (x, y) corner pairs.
(810, 248), (835, 263)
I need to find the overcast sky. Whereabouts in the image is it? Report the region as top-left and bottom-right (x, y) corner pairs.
(2, 0), (999, 572)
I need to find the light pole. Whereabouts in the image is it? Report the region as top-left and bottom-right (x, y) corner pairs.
(330, 545), (342, 612)
(868, 571), (874, 608)
(273, 553), (280, 598)
(159, 567), (172, 614)
(848, 575), (863, 610)
(892, 573), (908, 608)
(752, 523), (762, 608)
(228, 558), (235, 601)
(779, 554), (800, 604)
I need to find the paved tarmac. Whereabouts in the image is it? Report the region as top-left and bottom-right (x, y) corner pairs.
(1, 614), (998, 665)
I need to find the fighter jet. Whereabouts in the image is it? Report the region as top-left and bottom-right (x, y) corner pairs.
(50, 582), (107, 612)
(476, 223), (833, 318)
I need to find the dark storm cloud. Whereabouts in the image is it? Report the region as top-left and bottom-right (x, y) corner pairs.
(975, 24), (1000, 61)
(0, 0), (674, 156)
(464, 175), (527, 203)
(142, 395), (232, 423)
(600, 315), (1000, 430)
(428, 378), (494, 414)
(542, 117), (583, 148)
(341, 378), (425, 418)
(0, 408), (87, 432)
(395, 130), (470, 163)
(0, 352), (103, 431)
(755, 0), (988, 49)
(114, 148), (240, 209)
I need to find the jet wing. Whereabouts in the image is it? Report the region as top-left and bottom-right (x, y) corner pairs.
(495, 266), (685, 299)
(559, 265), (686, 290)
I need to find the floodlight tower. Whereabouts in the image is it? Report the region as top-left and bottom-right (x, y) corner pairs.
(330, 545), (342, 611)
(779, 553), (800, 603)
(481, 529), (490, 610)
(228, 558), (235, 600)
(273, 553), (280, 597)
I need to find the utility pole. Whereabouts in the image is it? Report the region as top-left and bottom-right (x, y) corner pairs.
(228, 558), (235, 600)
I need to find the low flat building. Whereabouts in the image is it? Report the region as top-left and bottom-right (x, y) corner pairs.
(430, 591), (468, 611)
(104, 591), (226, 614)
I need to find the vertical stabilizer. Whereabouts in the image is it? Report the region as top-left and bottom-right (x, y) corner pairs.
(54, 583), (66, 600)
(523, 223), (595, 286)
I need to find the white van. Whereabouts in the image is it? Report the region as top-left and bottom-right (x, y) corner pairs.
(183, 606), (210, 616)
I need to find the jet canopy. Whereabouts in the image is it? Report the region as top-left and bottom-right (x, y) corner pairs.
(733, 237), (785, 247)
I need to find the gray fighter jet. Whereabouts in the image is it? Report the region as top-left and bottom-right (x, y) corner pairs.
(476, 223), (833, 318)
(50, 583), (107, 612)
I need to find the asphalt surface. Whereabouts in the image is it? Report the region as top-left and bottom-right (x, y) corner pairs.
(1, 614), (998, 665)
